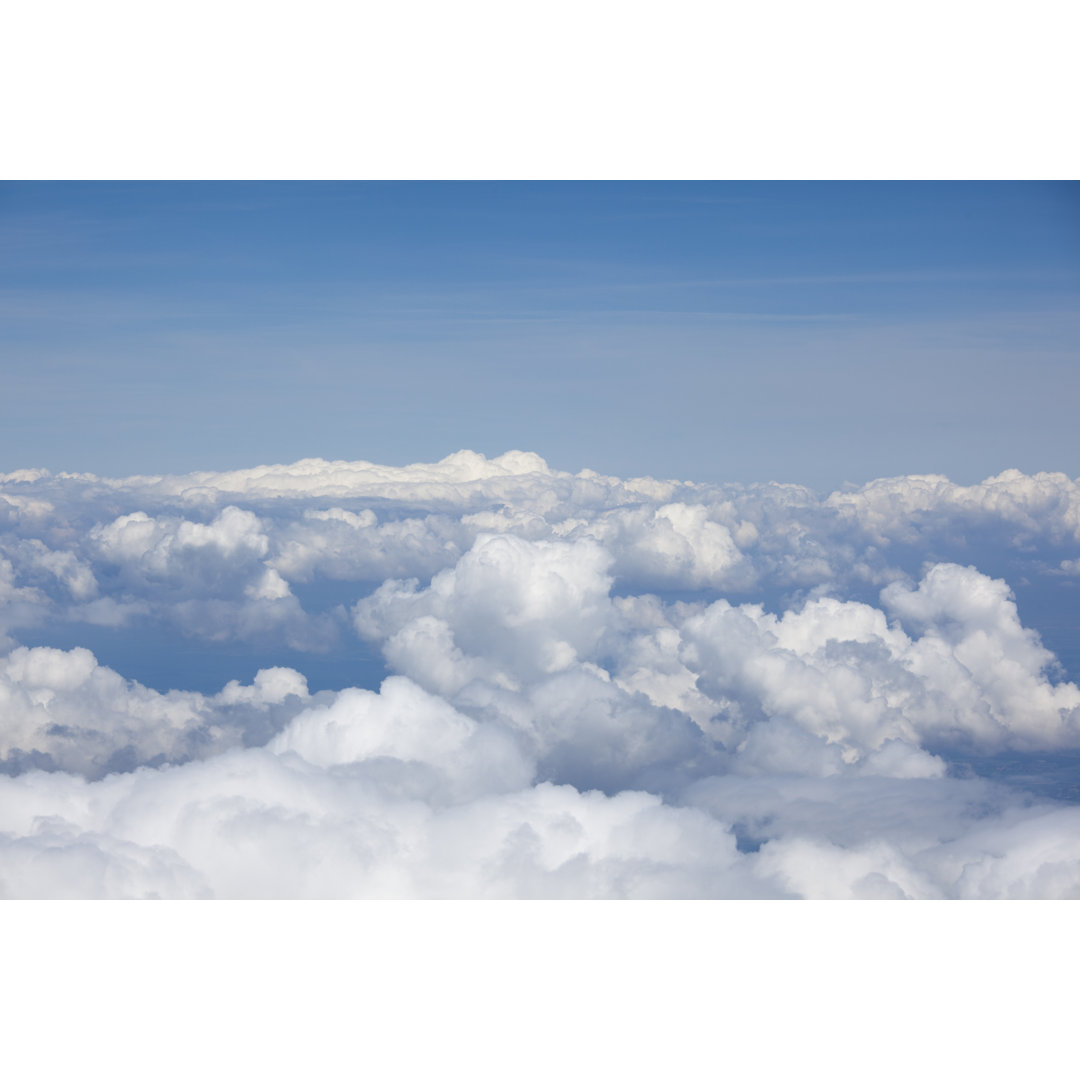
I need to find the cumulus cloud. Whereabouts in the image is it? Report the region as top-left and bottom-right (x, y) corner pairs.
(1, 452), (1079, 897)
(0, 645), (311, 778)
(678, 566), (1080, 760)
(826, 469), (1080, 545)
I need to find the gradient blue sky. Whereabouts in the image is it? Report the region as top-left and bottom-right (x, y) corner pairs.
(2, 181), (1077, 488)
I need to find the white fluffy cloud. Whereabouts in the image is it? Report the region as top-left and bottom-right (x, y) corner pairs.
(0, 645), (311, 778)
(826, 469), (1080, 544)
(679, 564), (1080, 761)
(1, 452), (1079, 897)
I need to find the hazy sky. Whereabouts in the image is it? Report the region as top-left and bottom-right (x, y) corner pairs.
(2, 181), (1077, 488)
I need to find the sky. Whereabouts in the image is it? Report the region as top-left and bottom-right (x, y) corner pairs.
(2, 181), (1078, 489)
(6, 1), (1079, 1068)
(3, 182), (1080, 902)
(7, 8), (1080, 1077)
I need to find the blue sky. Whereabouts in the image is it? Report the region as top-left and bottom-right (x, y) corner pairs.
(2, 181), (1077, 488)
(4, 180), (1080, 902)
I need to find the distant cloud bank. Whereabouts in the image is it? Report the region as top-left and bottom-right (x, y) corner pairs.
(2, 452), (1079, 897)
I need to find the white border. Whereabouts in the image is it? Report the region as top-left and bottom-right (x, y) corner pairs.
(3, 1), (1078, 178)
(4, 901), (1075, 1077)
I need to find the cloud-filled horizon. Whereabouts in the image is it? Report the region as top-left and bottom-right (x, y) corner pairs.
(3, 182), (1078, 898)
(2, 449), (1079, 898)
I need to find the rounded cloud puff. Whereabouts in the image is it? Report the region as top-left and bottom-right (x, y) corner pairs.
(0, 646), (311, 778)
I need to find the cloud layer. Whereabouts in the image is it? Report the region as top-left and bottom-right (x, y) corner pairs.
(1, 452), (1079, 897)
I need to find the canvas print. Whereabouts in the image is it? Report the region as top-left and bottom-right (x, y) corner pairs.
(1, 181), (1077, 898)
